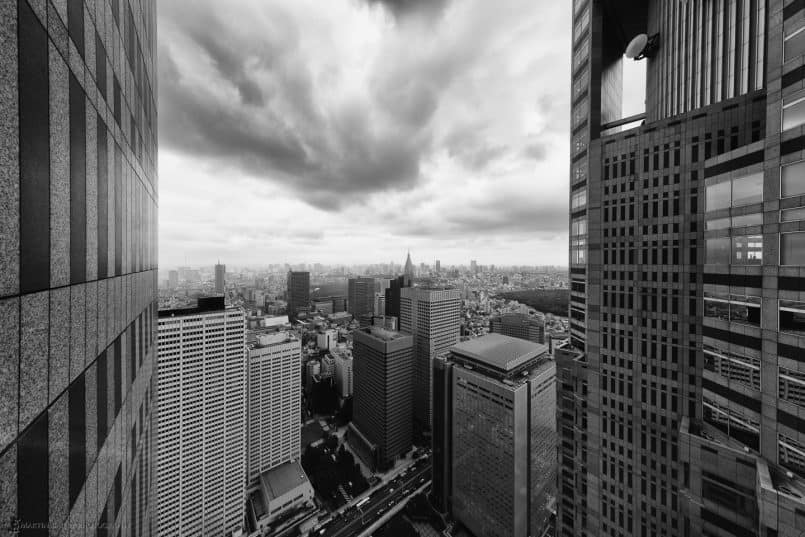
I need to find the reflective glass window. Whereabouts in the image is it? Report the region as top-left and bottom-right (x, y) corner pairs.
(571, 190), (587, 210)
(706, 217), (731, 230)
(781, 232), (805, 265)
(731, 213), (762, 228)
(704, 293), (731, 321)
(785, 26), (805, 62)
(783, 96), (805, 131)
(732, 235), (762, 264)
(781, 160), (805, 198)
(781, 206), (805, 222)
(729, 295), (761, 326)
(731, 173), (763, 206)
(706, 237), (731, 264)
(780, 300), (805, 335)
(572, 217), (587, 236)
(706, 181), (731, 211)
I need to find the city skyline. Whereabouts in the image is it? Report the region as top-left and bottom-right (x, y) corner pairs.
(156, 0), (642, 268)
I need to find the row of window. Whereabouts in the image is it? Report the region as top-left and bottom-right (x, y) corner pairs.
(705, 160), (805, 205)
(703, 293), (761, 326)
(704, 235), (762, 264)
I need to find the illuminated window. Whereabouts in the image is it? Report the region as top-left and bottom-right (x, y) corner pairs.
(732, 235), (762, 264)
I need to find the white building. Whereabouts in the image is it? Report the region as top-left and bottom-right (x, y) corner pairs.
(157, 298), (247, 537)
(247, 332), (302, 483)
(334, 350), (354, 398)
(316, 328), (337, 351)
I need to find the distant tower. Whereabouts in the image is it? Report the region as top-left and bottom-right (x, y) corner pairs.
(435, 259), (441, 273)
(286, 271), (310, 321)
(215, 261), (226, 294)
(403, 251), (415, 285)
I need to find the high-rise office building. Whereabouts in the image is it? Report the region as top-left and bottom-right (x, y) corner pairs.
(374, 292), (386, 316)
(246, 332), (301, 483)
(286, 271), (309, 321)
(348, 326), (414, 471)
(347, 276), (374, 317)
(0, 0), (158, 534)
(400, 287), (461, 430)
(384, 274), (410, 318)
(169, 269), (179, 289)
(215, 262), (225, 294)
(489, 312), (546, 344)
(470, 260), (478, 274)
(432, 335), (556, 537)
(156, 297), (247, 536)
(435, 259), (441, 273)
(563, 2), (805, 536)
(316, 328), (337, 351)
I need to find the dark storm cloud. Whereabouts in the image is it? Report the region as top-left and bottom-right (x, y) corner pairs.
(364, 0), (451, 18)
(158, 1), (436, 210)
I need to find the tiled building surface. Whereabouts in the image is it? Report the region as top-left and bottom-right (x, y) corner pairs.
(564, 1), (805, 536)
(0, 0), (157, 535)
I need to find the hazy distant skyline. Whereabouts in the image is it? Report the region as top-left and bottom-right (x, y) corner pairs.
(157, 0), (643, 267)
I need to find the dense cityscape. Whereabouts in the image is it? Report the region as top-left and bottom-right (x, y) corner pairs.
(2, 0), (805, 537)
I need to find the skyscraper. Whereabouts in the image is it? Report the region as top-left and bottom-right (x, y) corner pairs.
(286, 271), (310, 321)
(169, 269), (179, 289)
(215, 262), (225, 294)
(156, 297), (247, 536)
(470, 260), (478, 274)
(247, 332), (301, 483)
(347, 276), (374, 317)
(400, 287), (461, 430)
(404, 251), (415, 285)
(384, 274), (410, 318)
(563, 2), (805, 536)
(489, 312), (546, 344)
(432, 334), (556, 537)
(0, 0), (158, 534)
(348, 326), (414, 471)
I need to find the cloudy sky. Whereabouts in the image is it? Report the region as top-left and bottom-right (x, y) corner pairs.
(157, 0), (641, 269)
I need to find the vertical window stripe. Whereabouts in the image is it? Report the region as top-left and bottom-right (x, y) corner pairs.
(68, 374), (86, 508)
(69, 73), (86, 284)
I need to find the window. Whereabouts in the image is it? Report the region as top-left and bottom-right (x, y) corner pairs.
(706, 217), (731, 230)
(571, 237), (586, 265)
(572, 216), (587, 236)
(781, 206), (805, 222)
(783, 93), (805, 131)
(781, 232), (805, 265)
(703, 293), (761, 326)
(706, 174), (763, 211)
(703, 345), (761, 391)
(780, 300), (805, 335)
(705, 237), (731, 264)
(732, 235), (762, 264)
(706, 181), (731, 211)
(730, 213), (762, 228)
(779, 434), (805, 476)
(571, 190), (587, 210)
(781, 160), (805, 198)
(731, 173), (763, 206)
(779, 367), (805, 407)
(785, 26), (805, 63)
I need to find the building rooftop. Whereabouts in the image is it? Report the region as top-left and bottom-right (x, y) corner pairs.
(450, 334), (548, 373)
(158, 296), (231, 318)
(259, 461), (311, 503)
(362, 325), (406, 341)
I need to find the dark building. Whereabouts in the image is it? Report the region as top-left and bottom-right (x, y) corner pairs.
(384, 275), (409, 318)
(563, 1), (805, 536)
(348, 326), (413, 471)
(489, 312), (546, 344)
(214, 262), (225, 294)
(432, 335), (556, 537)
(347, 277), (374, 317)
(286, 271), (310, 321)
(0, 0), (158, 534)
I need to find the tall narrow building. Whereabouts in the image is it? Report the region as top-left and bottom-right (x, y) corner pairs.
(563, 1), (805, 536)
(0, 0), (158, 534)
(156, 298), (247, 536)
(246, 332), (301, 483)
(403, 251), (415, 286)
(215, 262), (225, 294)
(286, 271), (310, 321)
(432, 335), (556, 537)
(400, 287), (461, 431)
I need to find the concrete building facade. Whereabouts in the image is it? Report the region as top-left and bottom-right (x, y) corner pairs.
(489, 312), (546, 345)
(348, 326), (413, 471)
(400, 287), (461, 430)
(0, 0), (159, 534)
(286, 271), (309, 321)
(247, 332), (301, 484)
(347, 277), (374, 317)
(215, 263), (225, 294)
(563, 1), (805, 536)
(432, 334), (556, 537)
(157, 298), (247, 536)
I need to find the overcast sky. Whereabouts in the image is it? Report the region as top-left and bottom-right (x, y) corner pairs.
(157, 0), (643, 269)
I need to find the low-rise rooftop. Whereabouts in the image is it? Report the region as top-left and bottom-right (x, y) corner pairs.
(450, 333), (548, 373)
(260, 460), (311, 502)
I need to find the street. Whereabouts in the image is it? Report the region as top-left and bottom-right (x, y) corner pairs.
(314, 459), (432, 537)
